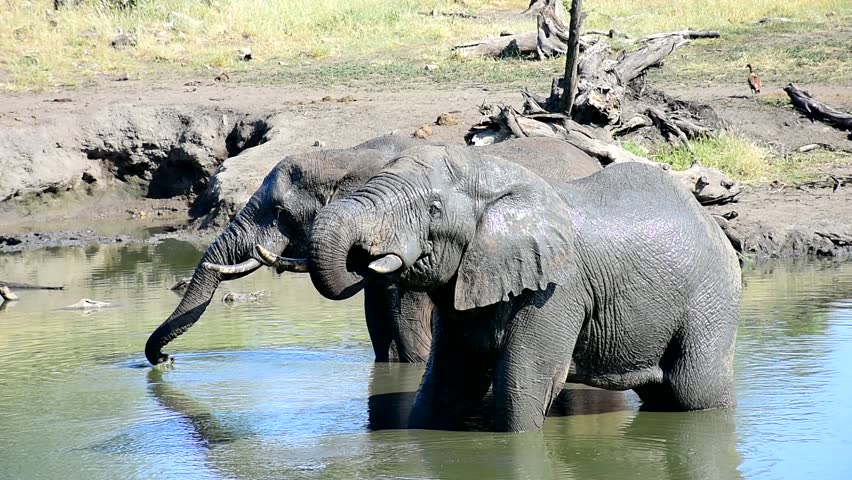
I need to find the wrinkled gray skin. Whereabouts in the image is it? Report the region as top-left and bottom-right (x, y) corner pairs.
(145, 136), (601, 366)
(309, 145), (741, 432)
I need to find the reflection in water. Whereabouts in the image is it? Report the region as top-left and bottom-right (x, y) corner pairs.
(1, 244), (852, 479)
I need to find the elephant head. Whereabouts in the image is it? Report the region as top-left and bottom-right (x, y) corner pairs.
(309, 145), (574, 311)
(145, 136), (421, 366)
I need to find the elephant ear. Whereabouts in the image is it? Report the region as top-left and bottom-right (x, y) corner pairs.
(453, 168), (575, 311)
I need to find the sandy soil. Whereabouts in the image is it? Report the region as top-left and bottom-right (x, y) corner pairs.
(0, 79), (850, 258)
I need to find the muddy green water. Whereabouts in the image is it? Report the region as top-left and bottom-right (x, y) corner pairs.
(1, 241), (851, 479)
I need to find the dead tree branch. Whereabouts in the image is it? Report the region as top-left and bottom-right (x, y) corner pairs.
(784, 83), (852, 131)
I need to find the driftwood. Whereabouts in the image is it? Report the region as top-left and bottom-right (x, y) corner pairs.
(640, 30), (720, 41)
(0, 281), (64, 290)
(58, 299), (112, 310)
(0, 285), (19, 302)
(784, 83), (852, 131)
(467, 105), (655, 165)
(466, 106), (741, 205)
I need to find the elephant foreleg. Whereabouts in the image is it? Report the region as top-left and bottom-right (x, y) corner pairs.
(492, 294), (582, 432)
(408, 313), (494, 429)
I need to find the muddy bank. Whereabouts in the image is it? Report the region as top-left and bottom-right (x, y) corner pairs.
(1, 82), (850, 259)
(707, 172), (852, 260)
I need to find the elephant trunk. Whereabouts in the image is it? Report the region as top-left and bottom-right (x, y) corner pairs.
(309, 200), (367, 300)
(145, 218), (266, 366)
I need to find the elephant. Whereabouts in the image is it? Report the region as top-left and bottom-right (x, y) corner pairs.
(145, 135), (602, 366)
(308, 144), (742, 432)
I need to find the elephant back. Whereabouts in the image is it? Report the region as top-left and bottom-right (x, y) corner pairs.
(476, 137), (601, 182)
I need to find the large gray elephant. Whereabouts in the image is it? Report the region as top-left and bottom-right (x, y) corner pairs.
(145, 136), (601, 366)
(308, 145), (741, 432)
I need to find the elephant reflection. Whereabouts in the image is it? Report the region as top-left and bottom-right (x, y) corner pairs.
(146, 367), (741, 480)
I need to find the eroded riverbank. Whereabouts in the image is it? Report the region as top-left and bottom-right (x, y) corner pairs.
(2, 82), (850, 259)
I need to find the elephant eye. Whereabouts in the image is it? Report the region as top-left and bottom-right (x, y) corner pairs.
(429, 200), (443, 219)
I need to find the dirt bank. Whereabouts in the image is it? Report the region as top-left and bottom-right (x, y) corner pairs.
(1, 80), (850, 258)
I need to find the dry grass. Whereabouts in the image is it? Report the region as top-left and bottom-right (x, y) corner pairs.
(0, 0), (533, 90)
(1, 0), (850, 91)
(583, 0), (849, 34)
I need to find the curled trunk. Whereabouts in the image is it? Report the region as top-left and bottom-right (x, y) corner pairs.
(309, 201), (367, 300)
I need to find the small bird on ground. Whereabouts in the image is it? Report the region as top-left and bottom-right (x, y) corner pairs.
(746, 64), (762, 97)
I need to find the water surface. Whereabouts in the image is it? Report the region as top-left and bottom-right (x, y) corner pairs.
(1, 242), (851, 479)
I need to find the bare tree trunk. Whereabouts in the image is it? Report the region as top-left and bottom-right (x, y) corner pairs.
(558, 0), (584, 115)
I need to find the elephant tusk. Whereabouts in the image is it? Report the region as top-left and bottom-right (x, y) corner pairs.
(368, 254), (403, 274)
(202, 258), (262, 275)
(255, 245), (309, 273)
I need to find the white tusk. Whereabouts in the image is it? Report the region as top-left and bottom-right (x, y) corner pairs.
(202, 258), (262, 275)
(368, 254), (403, 274)
(255, 245), (309, 273)
(255, 244), (281, 266)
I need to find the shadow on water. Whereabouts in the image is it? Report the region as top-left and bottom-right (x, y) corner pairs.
(146, 368), (249, 447)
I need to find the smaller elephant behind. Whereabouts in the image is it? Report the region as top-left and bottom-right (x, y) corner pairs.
(309, 145), (741, 432)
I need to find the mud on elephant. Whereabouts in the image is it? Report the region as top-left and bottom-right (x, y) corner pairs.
(145, 136), (602, 366)
(308, 145), (741, 432)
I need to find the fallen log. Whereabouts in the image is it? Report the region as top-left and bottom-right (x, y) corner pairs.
(784, 83), (852, 131)
(467, 105), (656, 165)
(0, 281), (64, 290)
(641, 29), (720, 41)
(454, 0), (595, 59)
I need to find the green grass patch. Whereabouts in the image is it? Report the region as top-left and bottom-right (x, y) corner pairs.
(650, 134), (852, 184)
(619, 140), (650, 158)
(653, 134), (771, 182)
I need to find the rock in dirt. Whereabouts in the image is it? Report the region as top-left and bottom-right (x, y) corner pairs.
(110, 30), (137, 49)
(436, 112), (462, 126)
(414, 125), (433, 139)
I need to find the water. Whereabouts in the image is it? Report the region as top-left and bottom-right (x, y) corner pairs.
(1, 241), (851, 479)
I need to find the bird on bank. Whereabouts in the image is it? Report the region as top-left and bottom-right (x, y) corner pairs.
(746, 64), (762, 97)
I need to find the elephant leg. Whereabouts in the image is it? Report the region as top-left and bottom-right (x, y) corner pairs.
(394, 290), (434, 363)
(408, 314), (494, 429)
(492, 295), (582, 432)
(636, 324), (737, 411)
(363, 283), (397, 362)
